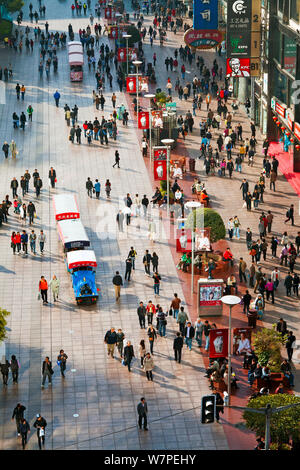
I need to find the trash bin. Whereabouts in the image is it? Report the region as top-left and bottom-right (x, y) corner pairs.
(247, 309), (257, 328)
(189, 158), (196, 171)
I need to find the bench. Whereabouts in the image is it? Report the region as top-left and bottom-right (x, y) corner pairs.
(254, 373), (290, 391)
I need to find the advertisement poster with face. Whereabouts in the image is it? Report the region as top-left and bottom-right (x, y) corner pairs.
(153, 148), (167, 161)
(128, 48), (138, 61)
(176, 229), (192, 252)
(117, 48), (126, 62)
(126, 76), (136, 93)
(233, 328), (252, 355)
(153, 160), (167, 181)
(199, 285), (222, 306)
(109, 26), (118, 39)
(138, 111), (149, 129)
(152, 110), (163, 128)
(194, 229), (211, 252)
(209, 328), (228, 359)
(138, 76), (149, 92)
(105, 7), (112, 19)
(226, 57), (250, 77)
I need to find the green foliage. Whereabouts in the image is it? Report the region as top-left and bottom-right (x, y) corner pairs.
(155, 91), (168, 104)
(0, 19), (13, 38)
(243, 394), (300, 447)
(2, 0), (24, 13)
(0, 308), (10, 342)
(160, 180), (167, 192)
(125, 25), (140, 46)
(185, 208), (226, 243)
(253, 326), (287, 372)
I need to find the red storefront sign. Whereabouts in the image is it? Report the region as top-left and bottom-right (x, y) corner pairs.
(209, 329), (228, 359)
(117, 47), (126, 62)
(109, 26), (118, 39)
(154, 160), (167, 181)
(226, 58), (250, 77)
(105, 7), (112, 19)
(294, 122), (300, 141)
(176, 229), (192, 253)
(275, 102), (286, 119)
(153, 148), (167, 160)
(287, 113), (294, 132)
(138, 111), (149, 129)
(126, 76), (136, 93)
(184, 28), (223, 49)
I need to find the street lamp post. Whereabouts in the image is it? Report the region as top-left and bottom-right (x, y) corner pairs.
(220, 295), (241, 405)
(144, 93), (155, 165)
(185, 201), (201, 295)
(123, 33), (131, 76)
(161, 138), (174, 217)
(132, 60), (142, 114)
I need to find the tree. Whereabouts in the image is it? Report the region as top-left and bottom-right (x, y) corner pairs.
(0, 308), (10, 342)
(185, 208), (226, 243)
(2, 0), (24, 13)
(125, 25), (140, 46)
(243, 394), (300, 449)
(252, 326), (287, 372)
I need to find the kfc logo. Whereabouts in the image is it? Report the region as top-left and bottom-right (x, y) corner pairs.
(226, 57), (250, 77)
(126, 76), (136, 93)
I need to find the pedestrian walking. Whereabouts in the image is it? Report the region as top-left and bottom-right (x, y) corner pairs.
(49, 167), (56, 188)
(194, 318), (204, 347)
(116, 210), (124, 231)
(124, 257), (132, 281)
(116, 329), (125, 357)
(147, 325), (157, 354)
(184, 322), (195, 351)
(143, 351), (154, 383)
(104, 327), (118, 358)
(0, 360), (10, 385)
(10, 355), (19, 383)
(57, 350), (68, 377)
(41, 357), (53, 388)
(53, 90), (60, 107)
(137, 301), (146, 329)
(33, 414), (47, 450)
(123, 341), (135, 372)
(143, 249), (152, 275)
(112, 150), (120, 168)
(39, 276), (48, 303)
(49, 275), (60, 301)
(177, 307), (188, 335)
(112, 271), (123, 301)
(153, 272), (161, 295)
(86, 177), (93, 197)
(137, 397), (148, 430)
(285, 204), (295, 226)
(286, 331), (296, 361)
(170, 293), (181, 320)
(173, 332), (184, 363)
(203, 320), (211, 351)
(12, 403), (26, 436)
(38, 230), (46, 254)
(20, 418), (30, 450)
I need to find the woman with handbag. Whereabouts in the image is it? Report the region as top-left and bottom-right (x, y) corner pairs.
(144, 353), (154, 381)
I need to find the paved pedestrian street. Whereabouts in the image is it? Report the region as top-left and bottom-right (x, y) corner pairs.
(1, 0), (300, 453)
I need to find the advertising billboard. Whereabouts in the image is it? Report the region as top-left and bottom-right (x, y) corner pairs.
(209, 328), (229, 359)
(193, 0), (219, 30)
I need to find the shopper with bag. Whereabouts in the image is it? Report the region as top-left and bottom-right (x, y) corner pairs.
(41, 357), (53, 388)
(33, 414), (47, 449)
(57, 349), (68, 377)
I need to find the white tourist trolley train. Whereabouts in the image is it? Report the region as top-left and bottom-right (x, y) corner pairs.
(53, 194), (99, 305)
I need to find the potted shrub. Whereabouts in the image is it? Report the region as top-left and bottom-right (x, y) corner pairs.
(252, 326), (287, 372)
(185, 207), (226, 243)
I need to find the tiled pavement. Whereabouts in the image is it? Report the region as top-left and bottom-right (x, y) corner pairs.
(0, 1), (229, 451)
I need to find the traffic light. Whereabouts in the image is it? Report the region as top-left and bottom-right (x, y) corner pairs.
(201, 395), (216, 424)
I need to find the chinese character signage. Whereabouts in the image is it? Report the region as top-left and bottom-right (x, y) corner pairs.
(184, 28), (224, 49)
(154, 160), (167, 181)
(193, 0), (218, 30)
(138, 111), (149, 129)
(209, 329), (228, 358)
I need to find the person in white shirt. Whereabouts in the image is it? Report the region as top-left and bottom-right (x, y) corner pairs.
(133, 194), (141, 217)
(237, 333), (251, 355)
(271, 268), (280, 290)
(281, 232), (289, 245)
(175, 189), (183, 203)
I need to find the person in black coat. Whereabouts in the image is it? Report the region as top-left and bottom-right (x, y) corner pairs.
(276, 318), (287, 336)
(113, 150), (120, 168)
(137, 397), (148, 430)
(48, 167), (56, 188)
(137, 301), (146, 329)
(184, 322), (195, 351)
(20, 418), (30, 449)
(242, 290), (252, 314)
(286, 331), (296, 361)
(173, 332), (184, 363)
(0, 360), (10, 385)
(123, 341), (135, 372)
(213, 391), (224, 422)
(33, 414), (47, 450)
(124, 257), (132, 281)
(12, 403), (26, 435)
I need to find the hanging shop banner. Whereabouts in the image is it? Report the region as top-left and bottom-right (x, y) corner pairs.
(199, 284), (223, 306)
(226, 57), (250, 77)
(209, 328), (229, 359)
(193, 0), (218, 30)
(138, 111), (149, 129)
(154, 160), (167, 181)
(108, 26), (118, 39)
(184, 28), (224, 49)
(126, 76), (136, 93)
(153, 147), (167, 160)
(138, 76), (149, 92)
(294, 122), (300, 141)
(176, 229), (192, 253)
(151, 110), (163, 128)
(117, 47), (126, 62)
(105, 7), (112, 19)
(233, 327), (252, 355)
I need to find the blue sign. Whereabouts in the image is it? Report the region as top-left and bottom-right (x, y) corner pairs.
(193, 0), (219, 30)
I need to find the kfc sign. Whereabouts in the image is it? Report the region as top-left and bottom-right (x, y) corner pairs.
(226, 57), (250, 77)
(154, 160), (167, 181)
(138, 111), (149, 129)
(126, 76), (136, 93)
